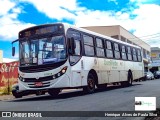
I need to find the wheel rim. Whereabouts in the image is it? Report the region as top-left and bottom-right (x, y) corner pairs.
(129, 76), (132, 85)
(88, 76), (95, 91)
(129, 79), (132, 84)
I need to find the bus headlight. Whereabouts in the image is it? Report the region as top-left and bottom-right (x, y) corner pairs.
(52, 66), (67, 79)
(61, 66), (67, 74)
(19, 76), (25, 82)
(62, 69), (66, 73)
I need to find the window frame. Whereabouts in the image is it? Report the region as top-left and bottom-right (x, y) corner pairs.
(105, 40), (114, 58)
(67, 29), (82, 66)
(113, 42), (121, 59)
(95, 37), (105, 57)
(132, 48), (138, 62)
(83, 34), (95, 57)
(121, 45), (127, 60)
(137, 49), (142, 62)
(126, 46), (132, 61)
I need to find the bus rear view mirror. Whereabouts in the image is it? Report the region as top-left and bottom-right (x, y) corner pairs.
(69, 37), (76, 55)
(12, 46), (15, 56)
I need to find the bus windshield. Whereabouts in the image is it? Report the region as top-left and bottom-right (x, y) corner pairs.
(20, 35), (66, 66)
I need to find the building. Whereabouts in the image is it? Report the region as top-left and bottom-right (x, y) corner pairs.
(149, 47), (160, 72)
(82, 25), (151, 71)
(0, 50), (3, 63)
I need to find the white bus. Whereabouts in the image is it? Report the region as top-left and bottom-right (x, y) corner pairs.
(12, 23), (144, 98)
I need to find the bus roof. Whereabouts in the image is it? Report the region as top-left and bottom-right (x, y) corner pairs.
(18, 22), (141, 49)
(63, 23), (141, 49)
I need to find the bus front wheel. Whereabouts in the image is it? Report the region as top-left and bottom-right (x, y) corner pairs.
(48, 89), (60, 97)
(83, 73), (96, 94)
(12, 90), (22, 98)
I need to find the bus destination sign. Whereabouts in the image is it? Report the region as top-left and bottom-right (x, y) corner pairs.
(19, 25), (63, 38)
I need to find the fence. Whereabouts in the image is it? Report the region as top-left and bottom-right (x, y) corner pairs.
(0, 61), (18, 95)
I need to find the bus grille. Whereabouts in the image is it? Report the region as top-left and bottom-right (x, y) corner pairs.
(24, 76), (53, 82)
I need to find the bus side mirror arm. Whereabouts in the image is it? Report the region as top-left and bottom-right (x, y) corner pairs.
(68, 37), (76, 55)
(12, 47), (15, 56)
(12, 39), (19, 56)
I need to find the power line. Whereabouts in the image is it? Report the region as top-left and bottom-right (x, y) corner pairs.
(138, 33), (160, 38)
(128, 33), (160, 40)
(142, 35), (160, 40)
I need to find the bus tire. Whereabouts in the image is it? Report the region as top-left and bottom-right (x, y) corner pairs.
(97, 84), (107, 89)
(83, 73), (96, 94)
(36, 91), (45, 96)
(121, 81), (128, 87)
(48, 89), (60, 97)
(127, 71), (133, 86)
(12, 90), (22, 98)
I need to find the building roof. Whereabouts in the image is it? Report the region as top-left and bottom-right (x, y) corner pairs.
(151, 47), (160, 51)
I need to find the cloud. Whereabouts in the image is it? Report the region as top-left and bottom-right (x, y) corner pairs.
(0, 0), (15, 16)
(131, 4), (160, 36)
(0, 0), (35, 41)
(1, 0), (160, 49)
(3, 58), (17, 63)
(74, 3), (160, 48)
(21, 0), (79, 20)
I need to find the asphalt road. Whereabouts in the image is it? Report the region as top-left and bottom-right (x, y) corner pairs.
(0, 79), (160, 120)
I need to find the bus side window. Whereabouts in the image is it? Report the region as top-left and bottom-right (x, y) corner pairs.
(83, 34), (95, 56)
(137, 49), (142, 61)
(132, 48), (138, 61)
(114, 43), (121, 59)
(106, 40), (113, 58)
(96, 38), (105, 57)
(121, 45), (127, 60)
(127, 46), (132, 61)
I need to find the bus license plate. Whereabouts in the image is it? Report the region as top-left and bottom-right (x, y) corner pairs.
(35, 82), (43, 87)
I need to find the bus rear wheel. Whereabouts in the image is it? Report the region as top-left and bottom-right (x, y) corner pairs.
(97, 84), (107, 89)
(48, 89), (60, 97)
(127, 71), (133, 86)
(83, 73), (96, 94)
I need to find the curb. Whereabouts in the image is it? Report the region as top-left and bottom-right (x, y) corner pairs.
(0, 89), (78, 101)
(0, 95), (14, 101)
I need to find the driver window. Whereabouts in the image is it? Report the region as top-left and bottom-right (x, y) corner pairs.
(67, 29), (81, 65)
(75, 40), (80, 55)
(67, 30), (81, 56)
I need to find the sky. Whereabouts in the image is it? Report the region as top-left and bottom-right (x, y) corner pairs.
(0, 0), (160, 62)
